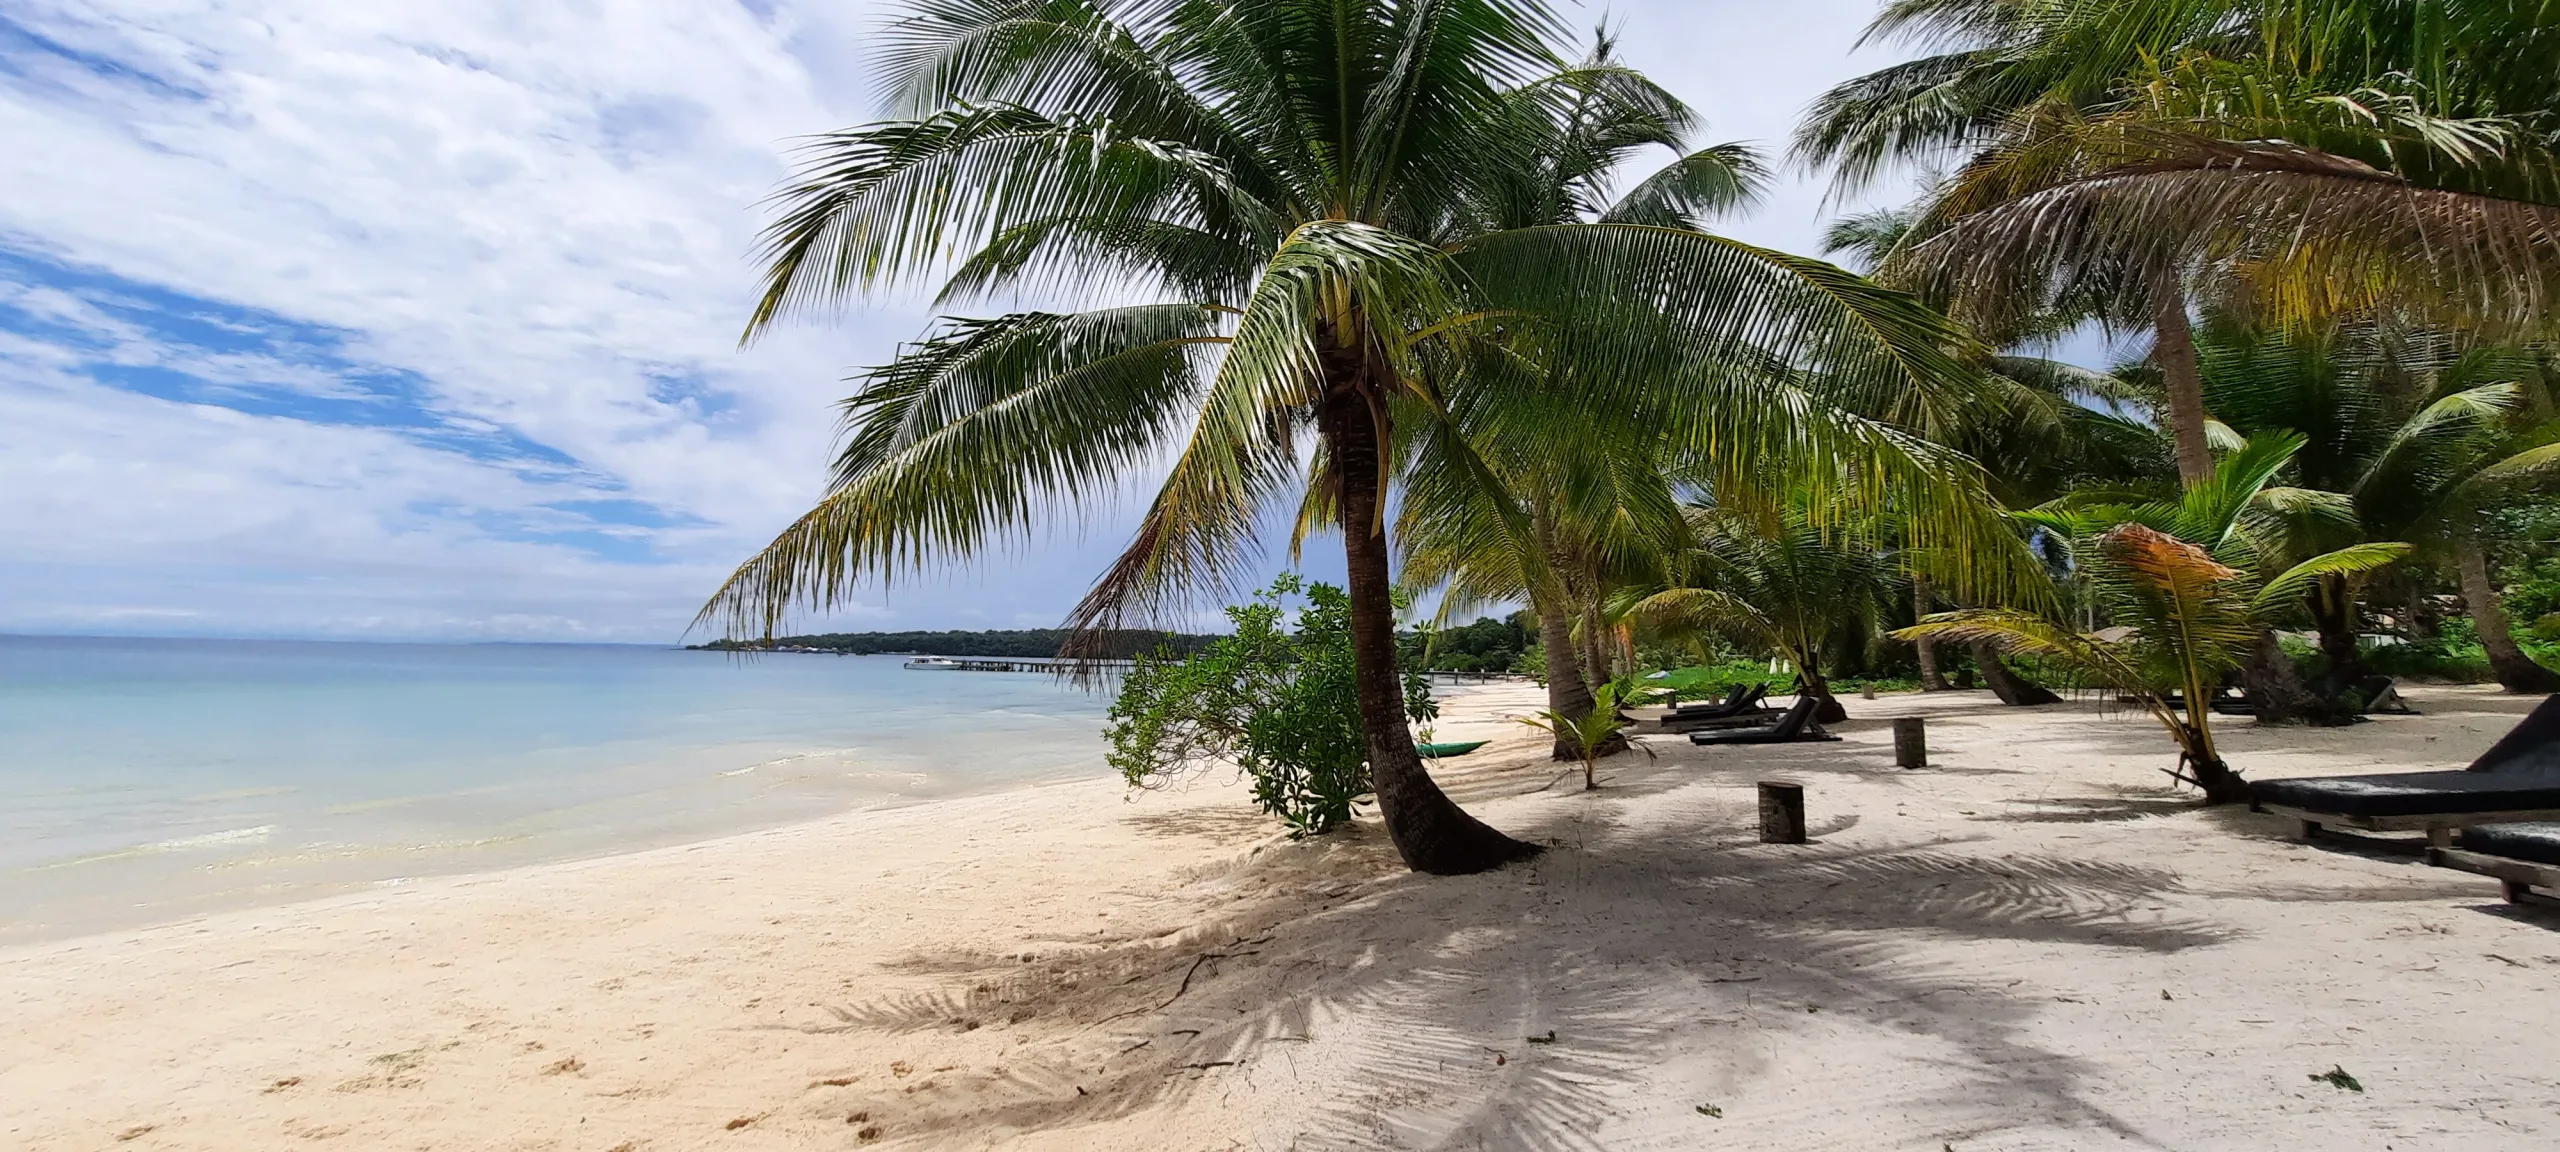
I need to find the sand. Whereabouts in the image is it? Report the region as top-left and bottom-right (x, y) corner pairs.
(5, 684), (2557, 1150)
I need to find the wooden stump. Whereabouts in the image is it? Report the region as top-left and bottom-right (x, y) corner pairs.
(1892, 717), (1927, 769)
(1758, 781), (1806, 844)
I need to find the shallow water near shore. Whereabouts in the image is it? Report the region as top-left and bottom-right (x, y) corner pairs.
(0, 635), (1116, 944)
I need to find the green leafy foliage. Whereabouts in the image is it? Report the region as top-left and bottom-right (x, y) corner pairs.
(2506, 554), (2560, 636)
(1645, 660), (1779, 699)
(1408, 615), (1533, 673)
(1106, 577), (1432, 837)
(1516, 676), (1662, 790)
(2310, 1065), (2365, 1093)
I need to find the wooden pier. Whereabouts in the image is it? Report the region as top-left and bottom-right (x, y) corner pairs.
(901, 656), (1523, 682)
(903, 657), (1137, 673)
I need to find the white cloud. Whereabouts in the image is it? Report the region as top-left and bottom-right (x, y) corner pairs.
(0, 0), (1925, 641)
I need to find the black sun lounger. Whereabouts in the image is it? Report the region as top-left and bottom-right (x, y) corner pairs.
(1665, 683), (1761, 720)
(1660, 685), (1771, 731)
(2432, 822), (2560, 903)
(1688, 695), (1839, 746)
(2251, 694), (2560, 847)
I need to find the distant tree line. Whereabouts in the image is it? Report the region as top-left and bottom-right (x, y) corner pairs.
(1408, 615), (1533, 674)
(697, 618), (1539, 672)
(690, 628), (1222, 658)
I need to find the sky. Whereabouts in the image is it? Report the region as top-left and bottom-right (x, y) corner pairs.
(0, 0), (1942, 643)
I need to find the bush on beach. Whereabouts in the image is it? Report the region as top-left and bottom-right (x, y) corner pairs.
(1106, 577), (1435, 837)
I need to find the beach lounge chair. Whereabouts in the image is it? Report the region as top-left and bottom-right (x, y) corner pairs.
(1664, 683), (1754, 718)
(2251, 695), (2560, 847)
(1663, 684), (1768, 724)
(1687, 696), (1839, 746)
(2431, 822), (2560, 903)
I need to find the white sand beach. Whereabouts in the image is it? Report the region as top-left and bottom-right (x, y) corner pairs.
(5, 685), (2556, 1150)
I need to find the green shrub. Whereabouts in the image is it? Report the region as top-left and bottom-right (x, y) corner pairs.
(2290, 620), (2494, 684)
(1106, 576), (1432, 836)
(1645, 658), (1785, 699)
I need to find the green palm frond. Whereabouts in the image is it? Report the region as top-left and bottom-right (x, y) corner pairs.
(1600, 142), (1771, 227)
(699, 302), (1223, 637)
(2252, 541), (2413, 615)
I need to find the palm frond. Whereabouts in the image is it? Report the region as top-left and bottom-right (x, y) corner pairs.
(699, 303), (1223, 638)
(2251, 541), (2413, 615)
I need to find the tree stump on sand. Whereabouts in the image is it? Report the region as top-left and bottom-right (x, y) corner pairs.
(1893, 717), (1927, 769)
(1758, 781), (1806, 844)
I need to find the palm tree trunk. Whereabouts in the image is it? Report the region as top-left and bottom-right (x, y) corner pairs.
(1528, 504), (1606, 761)
(2241, 629), (2329, 724)
(2308, 573), (2367, 688)
(1321, 377), (1536, 874)
(1581, 601), (1612, 688)
(1531, 585), (1619, 761)
(2174, 720), (2252, 804)
(1969, 640), (2061, 706)
(2403, 582), (2437, 644)
(2458, 534), (2560, 694)
(2152, 286), (2215, 486)
(1797, 655), (1849, 724)
(1912, 577), (1950, 691)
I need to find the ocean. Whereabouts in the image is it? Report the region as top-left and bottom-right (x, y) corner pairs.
(0, 635), (1117, 945)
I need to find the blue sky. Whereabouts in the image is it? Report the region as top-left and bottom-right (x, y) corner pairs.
(0, 0), (2001, 642)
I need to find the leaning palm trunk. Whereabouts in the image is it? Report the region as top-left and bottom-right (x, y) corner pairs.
(1581, 602), (1613, 689)
(1319, 362), (1538, 873)
(1531, 587), (1619, 761)
(1912, 578), (1951, 691)
(2458, 534), (2560, 694)
(2307, 573), (2369, 689)
(2150, 288), (2216, 486)
(1969, 640), (2062, 706)
(1783, 644), (1849, 724)
(2240, 629), (2330, 725)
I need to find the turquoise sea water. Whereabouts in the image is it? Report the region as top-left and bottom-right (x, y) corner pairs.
(0, 636), (1115, 945)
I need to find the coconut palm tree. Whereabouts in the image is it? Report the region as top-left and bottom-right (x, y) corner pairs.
(1619, 496), (1906, 724)
(1393, 29), (1766, 761)
(2198, 323), (2560, 691)
(1801, 0), (2560, 481)
(699, 0), (2028, 874)
(1908, 435), (2410, 801)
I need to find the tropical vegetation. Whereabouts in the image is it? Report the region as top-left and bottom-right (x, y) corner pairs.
(1107, 576), (1433, 837)
(699, 0), (2031, 873)
(703, 0), (2560, 853)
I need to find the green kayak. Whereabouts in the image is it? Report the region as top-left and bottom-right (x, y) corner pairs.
(1416, 740), (1489, 758)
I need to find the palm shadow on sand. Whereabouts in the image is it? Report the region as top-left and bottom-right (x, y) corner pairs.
(784, 746), (2239, 1150)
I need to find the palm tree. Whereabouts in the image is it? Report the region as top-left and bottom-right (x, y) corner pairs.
(1802, 0), (2560, 484)
(2196, 322), (2560, 691)
(1620, 497), (1904, 724)
(699, 0), (2027, 874)
(1516, 676), (1656, 791)
(1907, 524), (2264, 802)
(1398, 432), (1681, 759)
(1908, 436), (2409, 802)
(1810, 0), (2560, 343)
(1395, 32), (1766, 760)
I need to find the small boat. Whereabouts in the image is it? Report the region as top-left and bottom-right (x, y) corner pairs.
(902, 657), (964, 670)
(1416, 740), (1489, 758)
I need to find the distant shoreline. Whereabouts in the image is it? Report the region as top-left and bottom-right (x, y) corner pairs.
(687, 627), (1223, 659)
